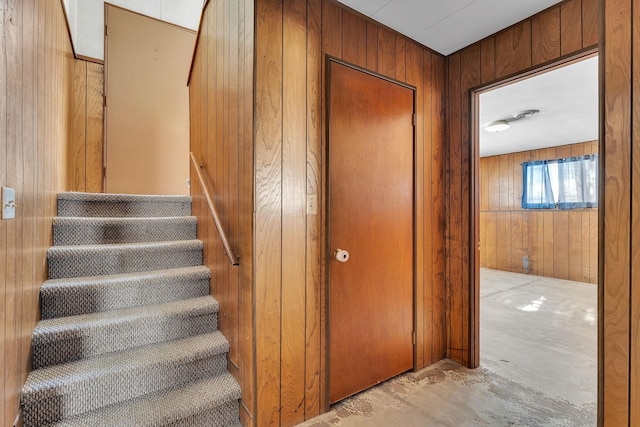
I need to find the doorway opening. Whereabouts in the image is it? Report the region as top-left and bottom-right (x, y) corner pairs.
(471, 50), (599, 424)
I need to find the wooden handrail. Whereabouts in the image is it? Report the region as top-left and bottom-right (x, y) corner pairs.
(190, 152), (239, 266)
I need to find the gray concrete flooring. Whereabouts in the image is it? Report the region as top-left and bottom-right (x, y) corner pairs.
(297, 269), (597, 426)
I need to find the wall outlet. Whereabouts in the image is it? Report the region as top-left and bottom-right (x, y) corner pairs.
(2, 187), (16, 220)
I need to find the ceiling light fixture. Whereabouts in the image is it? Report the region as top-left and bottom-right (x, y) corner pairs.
(484, 109), (540, 132)
(485, 120), (511, 132)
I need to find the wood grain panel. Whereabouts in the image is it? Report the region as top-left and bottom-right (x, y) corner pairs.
(72, 60), (88, 191)
(632, 0), (640, 420)
(532, 6), (560, 66)
(601, 0), (631, 423)
(281, 0), (307, 423)
(480, 38), (495, 84)
(431, 53), (447, 363)
(85, 62), (104, 193)
(560, 0), (582, 56)
(377, 27), (396, 79)
(494, 21), (532, 79)
(553, 211), (569, 278)
(365, 21), (378, 73)
(581, 0), (598, 47)
(1, 1), (75, 424)
(342, 12), (366, 68)
(305, 0), (321, 418)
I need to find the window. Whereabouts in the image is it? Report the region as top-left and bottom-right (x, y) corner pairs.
(521, 154), (598, 209)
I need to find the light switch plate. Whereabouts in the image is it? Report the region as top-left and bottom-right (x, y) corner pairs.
(2, 187), (16, 220)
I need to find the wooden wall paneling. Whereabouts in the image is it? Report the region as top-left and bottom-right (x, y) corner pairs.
(494, 21), (532, 80)
(281, 0), (307, 424)
(581, 0), (598, 47)
(377, 27), (396, 79)
(479, 213), (486, 267)
(496, 212), (507, 270)
(553, 211), (569, 280)
(85, 62), (104, 193)
(395, 36), (406, 82)
(527, 211), (538, 274)
(499, 155), (510, 210)
(480, 38), (495, 84)
(0, 0), (7, 414)
(560, 0), (583, 56)
(72, 60), (88, 191)
(589, 210), (597, 283)
(255, 0), (283, 424)
(447, 52), (463, 362)
(6, 0), (24, 422)
(228, 0), (241, 368)
(460, 44), (480, 366)
(239, 0), (256, 422)
(365, 21), (378, 73)
(602, 0), (632, 423)
(484, 213), (496, 270)
(512, 151), (525, 212)
(511, 212), (523, 273)
(632, 0), (640, 419)
(405, 41), (426, 367)
(341, 11), (366, 68)
(568, 211), (582, 281)
(531, 6), (560, 67)
(305, 0), (321, 418)
(322, 1), (342, 57)
(431, 53), (447, 362)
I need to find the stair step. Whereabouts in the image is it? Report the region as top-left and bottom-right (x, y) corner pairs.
(48, 372), (241, 427)
(32, 296), (219, 369)
(21, 332), (230, 427)
(47, 240), (203, 279)
(57, 192), (191, 218)
(53, 216), (197, 246)
(40, 266), (211, 319)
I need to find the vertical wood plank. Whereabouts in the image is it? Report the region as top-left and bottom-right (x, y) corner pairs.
(85, 62), (103, 193)
(631, 0), (640, 417)
(377, 27), (396, 79)
(485, 213), (497, 270)
(447, 52), (463, 362)
(568, 211), (582, 281)
(255, 0), (283, 424)
(581, 0), (598, 47)
(560, 0), (583, 56)
(281, 0), (307, 424)
(494, 21), (532, 79)
(365, 21), (378, 73)
(431, 53), (447, 362)
(602, 0), (631, 422)
(531, 6), (560, 66)
(305, 0), (321, 418)
(72, 60), (87, 191)
(395, 36), (406, 82)
(480, 38), (495, 84)
(341, 11), (366, 69)
(543, 211), (554, 277)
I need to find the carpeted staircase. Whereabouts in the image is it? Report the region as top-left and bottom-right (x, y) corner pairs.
(20, 192), (241, 427)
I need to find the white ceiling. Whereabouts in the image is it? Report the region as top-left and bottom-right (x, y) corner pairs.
(336, 0), (563, 56)
(479, 56), (599, 158)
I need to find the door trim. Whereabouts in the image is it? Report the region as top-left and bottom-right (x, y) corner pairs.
(324, 56), (417, 406)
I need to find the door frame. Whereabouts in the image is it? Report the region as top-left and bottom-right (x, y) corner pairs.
(324, 56), (418, 406)
(467, 47), (599, 368)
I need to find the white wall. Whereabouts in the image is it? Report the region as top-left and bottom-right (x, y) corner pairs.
(63, 0), (203, 61)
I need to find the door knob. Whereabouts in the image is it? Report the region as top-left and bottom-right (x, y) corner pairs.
(334, 249), (350, 263)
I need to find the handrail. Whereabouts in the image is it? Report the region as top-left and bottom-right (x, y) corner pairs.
(190, 152), (239, 266)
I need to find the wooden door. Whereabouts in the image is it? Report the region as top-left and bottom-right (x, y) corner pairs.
(328, 61), (414, 403)
(104, 5), (195, 195)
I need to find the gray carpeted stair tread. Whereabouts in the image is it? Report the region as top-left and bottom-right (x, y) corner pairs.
(53, 216), (197, 245)
(57, 192), (191, 218)
(21, 332), (230, 426)
(40, 266), (211, 319)
(47, 240), (203, 279)
(48, 372), (241, 427)
(33, 296), (220, 369)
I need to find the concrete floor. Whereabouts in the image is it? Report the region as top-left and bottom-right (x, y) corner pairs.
(297, 269), (597, 426)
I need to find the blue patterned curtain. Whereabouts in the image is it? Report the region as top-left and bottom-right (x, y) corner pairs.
(557, 154), (598, 209)
(522, 160), (555, 209)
